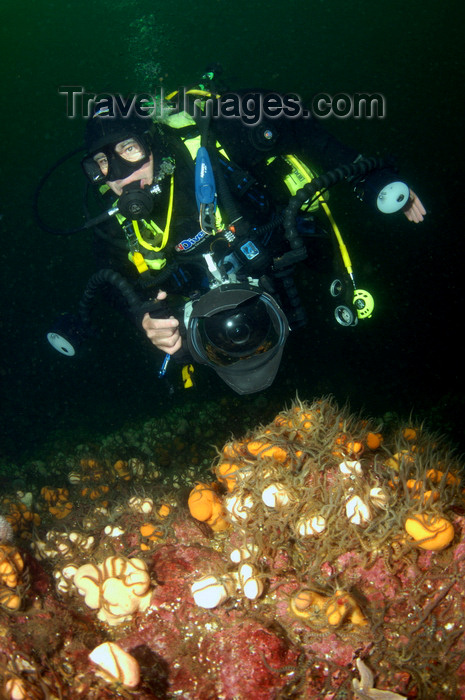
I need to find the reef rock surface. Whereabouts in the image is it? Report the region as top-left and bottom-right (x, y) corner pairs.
(1, 398), (464, 699)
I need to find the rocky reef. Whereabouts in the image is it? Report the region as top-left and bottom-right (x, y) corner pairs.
(0, 396), (464, 699)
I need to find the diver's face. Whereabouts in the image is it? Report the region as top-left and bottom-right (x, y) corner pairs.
(93, 138), (154, 196)
(105, 154), (154, 196)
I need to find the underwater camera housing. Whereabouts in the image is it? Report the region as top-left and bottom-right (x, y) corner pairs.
(46, 269), (290, 396)
(184, 282), (290, 394)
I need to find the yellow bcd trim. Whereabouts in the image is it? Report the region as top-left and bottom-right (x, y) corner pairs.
(130, 251), (149, 273)
(284, 154), (354, 279)
(182, 364), (194, 388)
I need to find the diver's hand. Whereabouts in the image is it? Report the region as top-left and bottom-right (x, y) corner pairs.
(403, 189), (426, 223)
(141, 290), (182, 354)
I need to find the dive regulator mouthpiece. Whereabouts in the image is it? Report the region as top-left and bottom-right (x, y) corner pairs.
(376, 181), (410, 213)
(117, 184), (154, 220)
(353, 289), (374, 319)
(334, 289), (374, 327)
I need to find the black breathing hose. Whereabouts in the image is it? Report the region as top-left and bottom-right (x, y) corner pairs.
(275, 156), (386, 268)
(77, 268), (176, 334)
(78, 269), (143, 328)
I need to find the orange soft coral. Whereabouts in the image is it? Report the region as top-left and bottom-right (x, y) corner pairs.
(188, 483), (229, 532)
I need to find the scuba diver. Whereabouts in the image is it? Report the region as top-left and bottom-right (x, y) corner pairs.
(38, 72), (426, 394)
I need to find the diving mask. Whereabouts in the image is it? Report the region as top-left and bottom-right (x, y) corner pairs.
(82, 136), (151, 184)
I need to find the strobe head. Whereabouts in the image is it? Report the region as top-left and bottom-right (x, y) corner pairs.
(46, 313), (88, 357)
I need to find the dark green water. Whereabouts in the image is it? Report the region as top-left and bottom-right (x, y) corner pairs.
(1, 0), (463, 463)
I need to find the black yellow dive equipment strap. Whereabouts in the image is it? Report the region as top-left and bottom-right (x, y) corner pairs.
(100, 173), (174, 274)
(281, 154), (374, 320)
